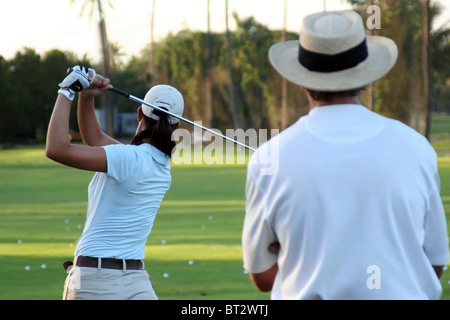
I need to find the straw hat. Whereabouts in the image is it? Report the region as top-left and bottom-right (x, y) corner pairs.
(268, 10), (398, 91)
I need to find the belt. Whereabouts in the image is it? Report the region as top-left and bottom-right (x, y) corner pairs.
(66, 256), (144, 270)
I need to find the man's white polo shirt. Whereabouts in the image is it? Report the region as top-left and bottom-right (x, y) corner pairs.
(243, 104), (449, 299)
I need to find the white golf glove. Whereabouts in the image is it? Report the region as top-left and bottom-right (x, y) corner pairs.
(58, 65), (96, 101)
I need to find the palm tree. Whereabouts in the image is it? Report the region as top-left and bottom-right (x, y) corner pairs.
(71, 0), (115, 136)
(430, 16), (450, 114)
(149, 0), (156, 84)
(225, 0), (239, 128)
(422, 0), (431, 139)
(367, 0), (375, 112)
(204, 0), (212, 128)
(109, 41), (125, 71)
(418, 0), (450, 137)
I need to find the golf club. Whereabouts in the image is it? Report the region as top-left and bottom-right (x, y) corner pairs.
(110, 87), (256, 152)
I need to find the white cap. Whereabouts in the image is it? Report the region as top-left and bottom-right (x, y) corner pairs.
(141, 85), (184, 124)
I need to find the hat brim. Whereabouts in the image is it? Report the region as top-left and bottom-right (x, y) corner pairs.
(268, 36), (398, 91)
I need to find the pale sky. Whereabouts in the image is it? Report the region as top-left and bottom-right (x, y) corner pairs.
(1, 0), (449, 64)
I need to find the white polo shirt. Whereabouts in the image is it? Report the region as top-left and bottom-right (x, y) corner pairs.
(243, 104), (449, 300)
(75, 143), (171, 260)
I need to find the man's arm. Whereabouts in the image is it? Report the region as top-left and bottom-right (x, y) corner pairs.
(243, 170), (280, 292)
(433, 265), (445, 279)
(247, 242), (280, 292)
(249, 263), (278, 292)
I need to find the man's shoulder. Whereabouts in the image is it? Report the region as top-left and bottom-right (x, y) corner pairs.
(382, 116), (429, 141)
(381, 116), (437, 160)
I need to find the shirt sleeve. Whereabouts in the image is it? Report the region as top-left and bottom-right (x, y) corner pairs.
(103, 144), (139, 182)
(423, 170), (450, 266)
(242, 169), (278, 274)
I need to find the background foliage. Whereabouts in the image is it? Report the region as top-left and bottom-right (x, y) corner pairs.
(0, 1), (449, 144)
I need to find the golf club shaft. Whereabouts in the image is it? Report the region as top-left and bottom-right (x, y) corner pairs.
(110, 87), (256, 152)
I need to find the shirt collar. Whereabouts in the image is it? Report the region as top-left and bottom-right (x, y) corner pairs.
(308, 104), (368, 117)
(143, 143), (170, 165)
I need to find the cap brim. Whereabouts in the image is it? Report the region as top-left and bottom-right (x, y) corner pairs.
(268, 36), (398, 91)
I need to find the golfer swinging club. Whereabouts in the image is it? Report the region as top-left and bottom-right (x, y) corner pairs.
(46, 66), (184, 300)
(242, 10), (449, 299)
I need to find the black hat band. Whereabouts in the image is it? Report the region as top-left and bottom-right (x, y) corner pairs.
(298, 39), (368, 73)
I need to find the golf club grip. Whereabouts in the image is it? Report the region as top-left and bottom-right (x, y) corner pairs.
(110, 87), (130, 98)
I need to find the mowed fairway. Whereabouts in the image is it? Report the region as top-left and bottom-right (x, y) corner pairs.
(0, 145), (268, 300)
(0, 146), (449, 300)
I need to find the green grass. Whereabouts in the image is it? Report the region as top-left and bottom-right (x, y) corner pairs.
(430, 114), (450, 139)
(431, 113), (450, 154)
(1, 145), (450, 300)
(0, 145), (267, 300)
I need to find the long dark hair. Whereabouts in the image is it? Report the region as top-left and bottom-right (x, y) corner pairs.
(131, 109), (177, 158)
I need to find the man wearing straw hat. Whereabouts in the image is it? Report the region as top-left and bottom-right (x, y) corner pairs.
(242, 10), (449, 299)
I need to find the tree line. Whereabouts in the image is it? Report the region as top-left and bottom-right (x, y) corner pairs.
(0, 1), (448, 144)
